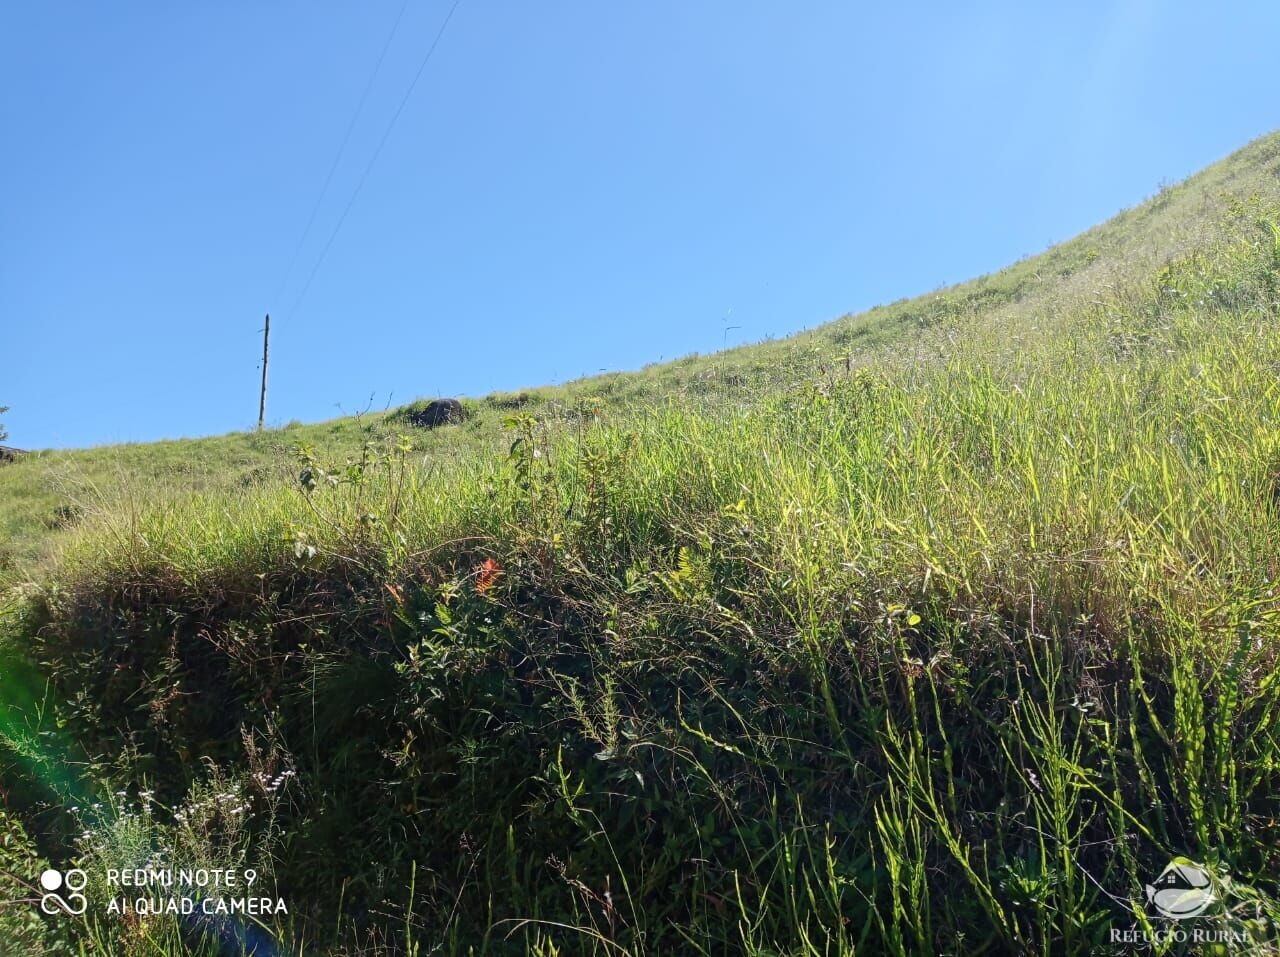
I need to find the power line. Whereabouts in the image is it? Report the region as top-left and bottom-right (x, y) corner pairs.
(272, 0), (412, 311)
(284, 0), (464, 323)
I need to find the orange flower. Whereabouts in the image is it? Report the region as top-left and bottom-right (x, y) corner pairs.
(476, 558), (501, 594)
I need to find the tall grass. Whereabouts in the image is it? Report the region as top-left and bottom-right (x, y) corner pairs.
(3, 186), (1280, 952)
(4, 133), (1278, 586)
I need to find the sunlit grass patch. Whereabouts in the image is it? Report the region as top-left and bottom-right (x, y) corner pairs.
(2, 140), (1280, 954)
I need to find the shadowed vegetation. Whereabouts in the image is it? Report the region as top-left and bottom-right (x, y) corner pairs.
(1, 132), (1280, 954)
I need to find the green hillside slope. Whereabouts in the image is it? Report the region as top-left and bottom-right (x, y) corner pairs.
(2, 132), (1280, 955)
(3, 132), (1278, 581)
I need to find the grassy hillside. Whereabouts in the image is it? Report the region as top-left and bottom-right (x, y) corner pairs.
(2, 132), (1280, 954)
(3, 132), (1276, 580)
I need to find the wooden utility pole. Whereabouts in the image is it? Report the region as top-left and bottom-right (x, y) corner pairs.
(258, 313), (270, 430)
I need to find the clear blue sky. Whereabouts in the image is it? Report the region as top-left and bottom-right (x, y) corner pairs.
(3, 1), (1278, 449)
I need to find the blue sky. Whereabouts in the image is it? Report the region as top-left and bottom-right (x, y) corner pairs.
(3, 1), (1278, 449)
